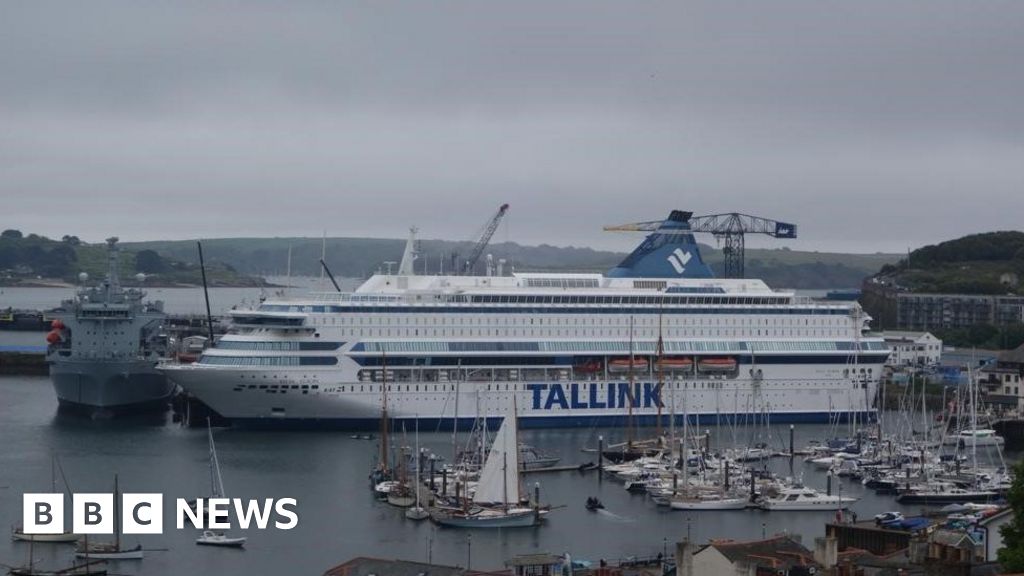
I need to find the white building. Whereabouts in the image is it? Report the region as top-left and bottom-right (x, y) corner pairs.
(881, 331), (942, 367)
(977, 507), (1014, 562)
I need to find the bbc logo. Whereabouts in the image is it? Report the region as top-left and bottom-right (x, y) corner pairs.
(23, 493), (162, 535)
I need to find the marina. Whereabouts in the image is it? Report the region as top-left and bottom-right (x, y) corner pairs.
(0, 373), (1019, 574)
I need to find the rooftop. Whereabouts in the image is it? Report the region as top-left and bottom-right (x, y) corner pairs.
(705, 535), (819, 572)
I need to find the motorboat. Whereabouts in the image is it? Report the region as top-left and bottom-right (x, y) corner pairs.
(942, 429), (1005, 447)
(196, 530), (246, 548)
(759, 487), (857, 511)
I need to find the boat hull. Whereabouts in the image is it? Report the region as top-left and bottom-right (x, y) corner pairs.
(895, 492), (999, 505)
(670, 498), (748, 510)
(163, 363), (880, 430)
(431, 509), (539, 528)
(52, 360), (175, 413)
(11, 531), (79, 543)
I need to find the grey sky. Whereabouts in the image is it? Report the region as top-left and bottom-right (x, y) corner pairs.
(2, 1), (1022, 254)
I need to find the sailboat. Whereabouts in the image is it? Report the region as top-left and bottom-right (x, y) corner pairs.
(190, 422), (247, 548)
(12, 456), (79, 544)
(8, 537), (106, 576)
(405, 415), (430, 521)
(75, 475), (143, 560)
(430, 407), (548, 528)
(370, 351), (396, 497)
(188, 419), (226, 518)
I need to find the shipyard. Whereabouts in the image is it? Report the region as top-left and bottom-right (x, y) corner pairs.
(4, 1), (1024, 575)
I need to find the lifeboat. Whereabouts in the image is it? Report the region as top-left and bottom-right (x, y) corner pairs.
(655, 357), (693, 371)
(697, 357), (737, 372)
(574, 360), (603, 374)
(608, 358), (649, 373)
(45, 330), (62, 344)
(50, 319), (65, 330)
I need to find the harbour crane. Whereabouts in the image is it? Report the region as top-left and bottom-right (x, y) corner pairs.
(461, 203), (510, 275)
(604, 211), (797, 278)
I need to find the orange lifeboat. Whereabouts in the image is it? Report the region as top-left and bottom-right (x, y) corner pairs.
(574, 360), (603, 374)
(608, 358), (649, 373)
(46, 330), (62, 344)
(697, 357), (737, 372)
(51, 319), (65, 330)
(656, 357), (693, 371)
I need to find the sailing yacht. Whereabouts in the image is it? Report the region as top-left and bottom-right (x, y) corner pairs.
(430, 411), (548, 528)
(405, 416), (430, 521)
(12, 457), (79, 544)
(188, 420), (226, 518)
(75, 476), (144, 560)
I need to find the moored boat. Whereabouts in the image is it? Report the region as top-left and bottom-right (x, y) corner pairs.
(196, 530), (246, 548)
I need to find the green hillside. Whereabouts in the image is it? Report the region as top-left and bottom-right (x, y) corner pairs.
(0, 229), (264, 287)
(873, 231), (1024, 294)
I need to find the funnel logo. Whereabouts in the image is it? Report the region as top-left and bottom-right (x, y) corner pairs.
(666, 248), (692, 274)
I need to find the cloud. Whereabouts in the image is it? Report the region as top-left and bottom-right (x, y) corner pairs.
(2, 0), (1022, 253)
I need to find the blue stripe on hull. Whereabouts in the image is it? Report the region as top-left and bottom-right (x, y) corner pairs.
(229, 411), (877, 431)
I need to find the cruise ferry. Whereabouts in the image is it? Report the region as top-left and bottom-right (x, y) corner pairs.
(159, 211), (888, 429)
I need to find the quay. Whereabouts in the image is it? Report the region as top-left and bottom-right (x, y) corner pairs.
(0, 345), (47, 375)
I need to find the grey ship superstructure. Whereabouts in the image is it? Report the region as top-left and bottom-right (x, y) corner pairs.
(47, 237), (175, 414)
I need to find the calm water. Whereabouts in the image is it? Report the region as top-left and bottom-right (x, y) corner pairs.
(2, 375), (1018, 574)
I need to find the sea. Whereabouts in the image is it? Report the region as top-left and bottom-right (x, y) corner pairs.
(0, 285), (1017, 574)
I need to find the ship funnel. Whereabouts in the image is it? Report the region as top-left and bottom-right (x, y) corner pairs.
(397, 227), (419, 276)
(606, 211), (715, 279)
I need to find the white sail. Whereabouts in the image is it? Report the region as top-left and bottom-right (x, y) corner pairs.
(473, 415), (520, 505)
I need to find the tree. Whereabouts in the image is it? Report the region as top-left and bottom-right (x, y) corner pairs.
(134, 249), (166, 273)
(1, 229), (22, 239)
(998, 459), (1024, 570)
(61, 235), (81, 246)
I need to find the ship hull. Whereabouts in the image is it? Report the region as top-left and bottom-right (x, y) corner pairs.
(161, 363), (879, 430)
(51, 360), (175, 413)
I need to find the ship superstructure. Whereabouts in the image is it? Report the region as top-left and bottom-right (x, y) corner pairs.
(47, 238), (175, 413)
(160, 211), (888, 428)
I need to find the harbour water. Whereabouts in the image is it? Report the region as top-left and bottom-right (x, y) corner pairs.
(1, 374), (1019, 573)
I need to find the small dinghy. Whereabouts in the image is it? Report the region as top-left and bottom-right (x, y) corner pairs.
(196, 530), (246, 548)
(585, 497), (605, 511)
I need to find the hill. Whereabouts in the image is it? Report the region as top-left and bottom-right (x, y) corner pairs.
(125, 236), (898, 289)
(0, 229), (264, 287)
(872, 231), (1024, 295)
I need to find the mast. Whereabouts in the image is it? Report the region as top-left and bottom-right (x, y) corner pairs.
(656, 300), (665, 439)
(380, 350), (390, 475)
(414, 415), (421, 510)
(114, 474), (120, 552)
(627, 315), (635, 448)
(452, 359), (461, 464)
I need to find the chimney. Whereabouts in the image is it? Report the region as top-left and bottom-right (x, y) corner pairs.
(814, 536), (838, 570)
(675, 540), (694, 576)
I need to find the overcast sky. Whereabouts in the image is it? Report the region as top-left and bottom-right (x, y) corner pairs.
(2, 1), (1022, 254)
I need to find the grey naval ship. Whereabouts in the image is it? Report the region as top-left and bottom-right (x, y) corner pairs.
(46, 237), (175, 414)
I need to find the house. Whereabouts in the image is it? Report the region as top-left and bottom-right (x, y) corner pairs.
(977, 344), (1024, 413)
(676, 535), (820, 576)
(323, 557), (494, 576)
(880, 331), (942, 367)
(976, 507), (1015, 562)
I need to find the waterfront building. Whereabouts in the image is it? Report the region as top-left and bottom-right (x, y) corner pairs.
(879, 331), (942, 367)
(863, 279), (1024, 331)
